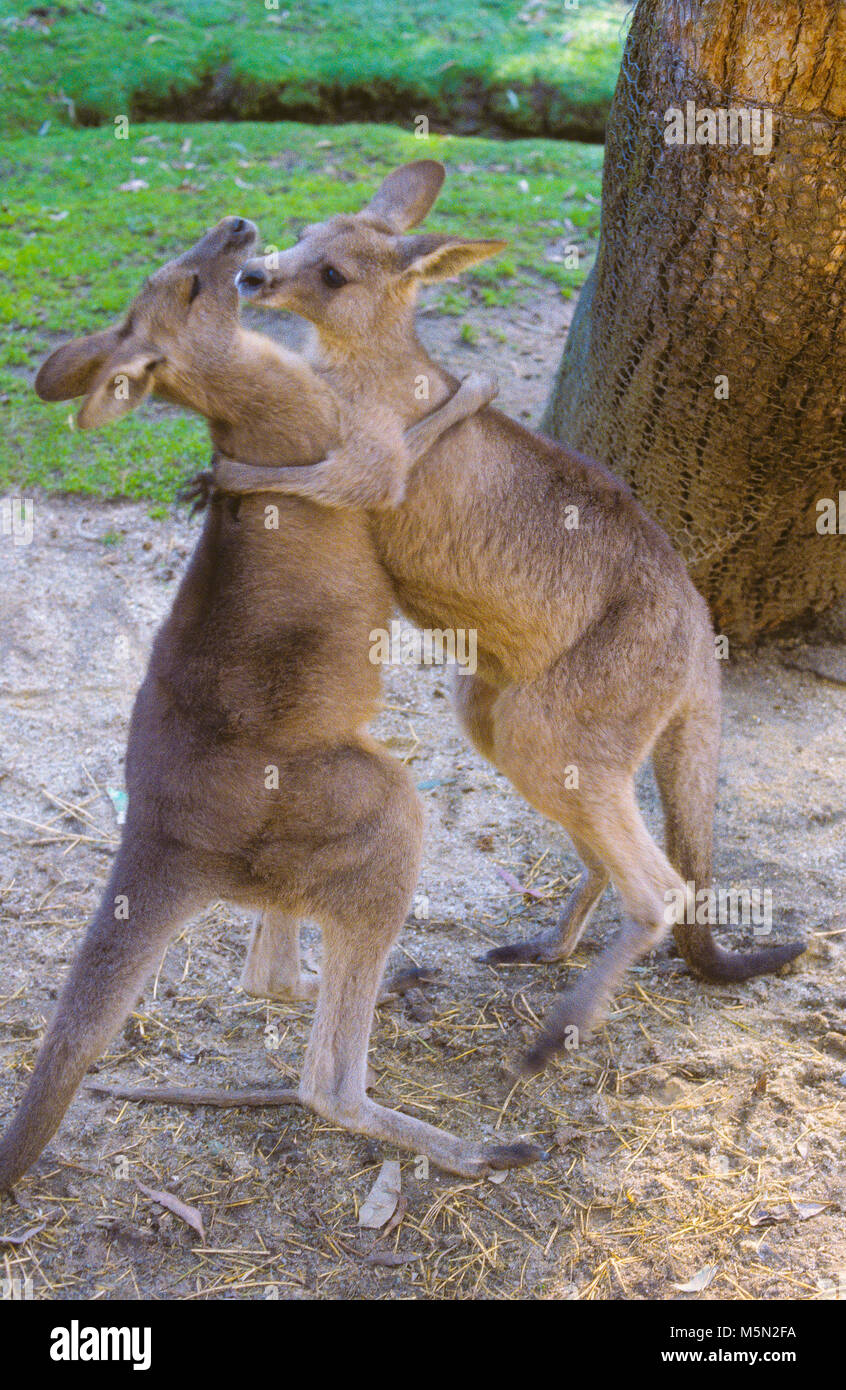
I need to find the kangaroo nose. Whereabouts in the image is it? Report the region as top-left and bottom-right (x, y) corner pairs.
(221, 216), (257, 250)
(236, 265), (267, 294)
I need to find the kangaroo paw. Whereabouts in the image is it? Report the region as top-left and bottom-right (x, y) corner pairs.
(460, 370), (499, 409)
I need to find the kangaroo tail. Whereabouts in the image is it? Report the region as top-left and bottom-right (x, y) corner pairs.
(653, 667), (805, 983)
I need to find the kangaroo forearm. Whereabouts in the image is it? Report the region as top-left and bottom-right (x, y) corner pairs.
(214, 454), (398, 508)
(218, 456), (368, 506)
(403, 382), (483, 464)
(212, 375), (494, 506)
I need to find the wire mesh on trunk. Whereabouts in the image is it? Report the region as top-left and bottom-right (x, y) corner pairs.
(543, 0), (846, 641)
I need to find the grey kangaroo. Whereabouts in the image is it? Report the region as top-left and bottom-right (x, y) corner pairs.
(221, 160), (804, 1071)
(0, 217), (541, 1190)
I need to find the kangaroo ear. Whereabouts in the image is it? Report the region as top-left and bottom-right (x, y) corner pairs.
(77, 347), (162, 430)
(363, 161), (446, 232)
(35, 326), (123, 401)
(399, 235), (508, 282)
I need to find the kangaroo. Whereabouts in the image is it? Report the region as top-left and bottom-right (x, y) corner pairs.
(0, 217), (542, 1191)
(223, 161), (804, 1071)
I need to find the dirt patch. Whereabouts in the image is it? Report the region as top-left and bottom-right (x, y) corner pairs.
(0, 291), (844, 1301)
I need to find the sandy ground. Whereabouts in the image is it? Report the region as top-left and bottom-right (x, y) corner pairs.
(0, 291), (844, 1301)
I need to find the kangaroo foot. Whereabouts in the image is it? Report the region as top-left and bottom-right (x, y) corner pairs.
(521, 980), (597, 1076)
(483, 925), (576, 966)
(484, 862), (608, 967)
(301, 1088), (546, 1180)
(522, 917), (662, 1075)
(240, 960), (320, 1003)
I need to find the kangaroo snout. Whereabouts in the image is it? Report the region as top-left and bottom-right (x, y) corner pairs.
(236, 261), (270, 295)
(216, 216), (258, 252)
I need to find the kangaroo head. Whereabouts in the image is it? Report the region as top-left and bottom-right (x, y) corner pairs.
(35, 217), (257, 429)
(236, 162), (506, 346)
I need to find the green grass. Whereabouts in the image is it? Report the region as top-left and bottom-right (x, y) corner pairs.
(0, 121), (602, 500)
(1, 0), (628, 141)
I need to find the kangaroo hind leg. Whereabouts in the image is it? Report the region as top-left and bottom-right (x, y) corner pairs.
(241, 909), (319, 1002)
(295, 744), (545, 1178)
(0, 838), (208, 1190)
(521, 783), (682, 1074)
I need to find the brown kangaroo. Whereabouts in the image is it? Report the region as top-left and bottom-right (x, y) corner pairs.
(224, 161), (804, 1071)
(0, 217), (542, 1191)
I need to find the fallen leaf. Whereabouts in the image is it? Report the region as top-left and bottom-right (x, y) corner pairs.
(0, 1222), (46, 1246)
(495, 866), (546, 900)
(381, 1195), (407, 1238)
(364, 1250), (419, 1267)
(136, 1182), (205, 1241)
(748, 1200), (828, 1228)
(358, 1160), (401, 1229)
(748, 1206), (779, 1227)
(785, 1200), (828, 1221)
(672, 1264), (718, 1292)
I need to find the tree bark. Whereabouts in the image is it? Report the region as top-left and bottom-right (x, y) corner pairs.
(543, 0), (846, 641)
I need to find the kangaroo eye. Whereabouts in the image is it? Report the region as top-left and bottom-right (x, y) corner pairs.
(188, 274), (201, 304)
(321, 265), (347, 289)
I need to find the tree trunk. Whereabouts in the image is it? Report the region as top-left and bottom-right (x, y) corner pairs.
(543, 0), (846, 641)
